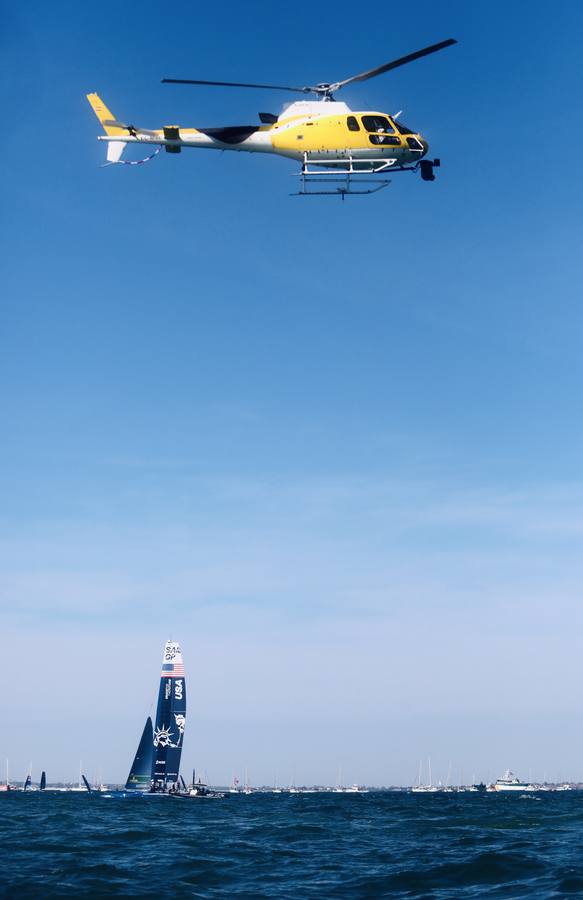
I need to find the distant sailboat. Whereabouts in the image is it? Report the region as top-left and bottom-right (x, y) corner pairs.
(411, 757), (439, 793)
(151, 641), (186, 793)
(40, 771), (46, 791)
(125, 717), (154, 792)
(0, 760), (10, 792)
(229, 775), (241, 794)
(242, 769), (253, 794)
(69, 761), (86, 792)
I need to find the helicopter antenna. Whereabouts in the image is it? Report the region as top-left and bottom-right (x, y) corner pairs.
(162, 38), (457, 101)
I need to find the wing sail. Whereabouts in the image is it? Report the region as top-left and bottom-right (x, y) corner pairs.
(151, 641), (186, 792)
(125, 717), (154, 792)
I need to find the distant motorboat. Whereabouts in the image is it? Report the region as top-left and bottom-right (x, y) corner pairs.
(171, 791), (225, 800)
(229, 775), (242, 794)
(467, 782), (487, 793)
(171, 777), (226, 800)
(493, 770), (536, 793)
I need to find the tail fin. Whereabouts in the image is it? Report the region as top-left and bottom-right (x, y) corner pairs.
(86, 92), (125, 136)
(87, 92), (127, 164)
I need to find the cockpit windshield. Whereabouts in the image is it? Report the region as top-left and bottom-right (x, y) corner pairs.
(393, 120), (417, 135)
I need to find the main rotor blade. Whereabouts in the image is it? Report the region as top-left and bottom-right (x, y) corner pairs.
(334, 38), (457, 90)
(162, 78), (309, 94)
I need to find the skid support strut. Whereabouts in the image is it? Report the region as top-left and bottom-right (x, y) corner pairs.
(291, 153), (440, 197)
(292, 153), (397, 198)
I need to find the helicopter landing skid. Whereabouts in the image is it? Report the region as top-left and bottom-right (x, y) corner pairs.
(293, 178), (391, 198)
(291, 154), (436, 197)
(292, 155), (396, 198)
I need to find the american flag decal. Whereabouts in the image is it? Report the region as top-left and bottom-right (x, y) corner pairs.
(161, 663), (185, 677)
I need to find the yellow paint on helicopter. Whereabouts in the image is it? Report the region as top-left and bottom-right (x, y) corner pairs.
(86, 93), (128, 136)
(269, 112), (407, 154)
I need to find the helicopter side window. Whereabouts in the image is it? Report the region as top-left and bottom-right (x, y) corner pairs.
(369, 134), (401, 146)
(347, 116), (360, 132)
(361, 116), (395, 134)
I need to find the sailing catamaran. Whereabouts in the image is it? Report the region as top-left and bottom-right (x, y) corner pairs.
(125, 640), (187, 794)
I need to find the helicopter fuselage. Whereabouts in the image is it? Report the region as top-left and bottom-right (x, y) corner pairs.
(95, 99), (428, 167)
(268, 101), (427, 165)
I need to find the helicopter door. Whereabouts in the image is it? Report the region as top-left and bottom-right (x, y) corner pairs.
(361, 115), (401, 146)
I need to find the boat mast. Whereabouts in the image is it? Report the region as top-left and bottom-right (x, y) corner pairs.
(152, 640), (186, 792)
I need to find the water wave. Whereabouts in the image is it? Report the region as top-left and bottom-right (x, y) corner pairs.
(1, 791), (582, 896)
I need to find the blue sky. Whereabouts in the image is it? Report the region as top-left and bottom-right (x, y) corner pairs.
(1, 0), (583, 786)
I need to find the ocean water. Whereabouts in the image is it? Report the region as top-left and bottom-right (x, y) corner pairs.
(1, 791), (583, 897)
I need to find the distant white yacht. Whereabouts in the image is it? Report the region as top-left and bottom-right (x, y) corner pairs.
(228, 775), (241, 794)
(493, 770), (536, 792)
(411, 758), (440, 793)
(272, 775), (282, 794)
(242, 770), (253, 794)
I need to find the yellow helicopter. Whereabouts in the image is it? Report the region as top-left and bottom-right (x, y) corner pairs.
(87, 38), (456, 197)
